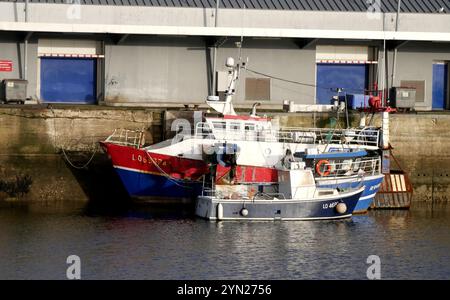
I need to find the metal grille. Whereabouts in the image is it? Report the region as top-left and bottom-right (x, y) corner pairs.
(245, 78), (271, 101)
(372, 172), (413, 209)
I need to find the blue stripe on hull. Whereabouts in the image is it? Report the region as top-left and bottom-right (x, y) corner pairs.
(317, 175), (384, 213)
(115, 168), (201, 199)
(353, 196), (375, 214)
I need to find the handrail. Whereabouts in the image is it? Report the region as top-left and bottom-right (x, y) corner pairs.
(252, 192), (286, 200)
(316, 157), (382, 178)
(193, 122), (380, 148)
(104, 128), (144, 148)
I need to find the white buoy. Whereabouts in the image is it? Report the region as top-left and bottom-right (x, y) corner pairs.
(217, 203), (223, 221)
(336, 203), (347, 214)
(332, 96), (339, 109)
(240, 208), (249, 217)
(339, 100), (346, 112)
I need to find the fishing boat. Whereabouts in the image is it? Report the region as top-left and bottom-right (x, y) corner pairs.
(294, 149), (384, 213)
(100, 57), (383, 202)
(195, 161), (364, 221)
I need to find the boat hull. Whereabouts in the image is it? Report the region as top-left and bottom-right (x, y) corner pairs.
(114, 166), (202, 200)
(315, 174), (384, 214)
(101, 142), (382, 209)
(100, 141), (208, 201)
(195, 189), (363, 221)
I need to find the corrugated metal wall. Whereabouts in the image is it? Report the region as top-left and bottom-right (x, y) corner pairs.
(1, 0), (449, 13)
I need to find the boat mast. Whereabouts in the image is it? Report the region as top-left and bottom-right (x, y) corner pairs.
(206, 57), (241, 116)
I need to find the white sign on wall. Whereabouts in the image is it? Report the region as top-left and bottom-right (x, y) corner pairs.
(38, 39), (102, 56)
(316, 45), (369, 61)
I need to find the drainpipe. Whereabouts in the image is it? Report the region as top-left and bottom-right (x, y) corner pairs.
(24, 37), (28, 81)
(23, 1), (30, 82)
(395, 0), (401, 32)
(211, 0), (220, 96)
(25, 0), (29, 22)
(391, 0), (402, 88)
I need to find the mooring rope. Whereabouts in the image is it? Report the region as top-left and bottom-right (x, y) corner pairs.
(49, 106), (98, 169)
(144, 150), (195, 189)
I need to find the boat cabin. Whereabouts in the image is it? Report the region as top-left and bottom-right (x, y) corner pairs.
(196, 115), (275, 142)
(278, 162), (338, 199)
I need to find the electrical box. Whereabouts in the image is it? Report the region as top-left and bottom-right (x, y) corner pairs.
(390, 87), (416, 110)
(1, 79), (28, 104)
(217, 71), (230, 92)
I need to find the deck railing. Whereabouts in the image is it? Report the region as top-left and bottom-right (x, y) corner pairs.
(252, 192), (286, 200)
(281, 127), (380, 148)
(317, 157), (382, 178)
(104, 128), (144, 148)
(193, 122), (380, 148)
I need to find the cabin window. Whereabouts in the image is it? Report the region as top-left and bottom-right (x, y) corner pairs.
(244, 123), (255, 131)
(298, 171), (315, 186)
(230, 122), (241, 131)
(212, 121), (226, 129)
(318, 191), (335, 196)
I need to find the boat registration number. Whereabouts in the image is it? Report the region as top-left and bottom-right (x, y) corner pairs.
(323, 201), (339, 209)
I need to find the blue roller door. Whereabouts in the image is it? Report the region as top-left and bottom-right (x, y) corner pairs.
(316, 64), (368, 104)
(432, 63), (448, 110)
(41, 58), (97, 104)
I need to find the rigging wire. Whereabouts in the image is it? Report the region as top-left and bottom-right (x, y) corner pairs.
(144, 150), (197, 189)
(244, 67), (374, 94)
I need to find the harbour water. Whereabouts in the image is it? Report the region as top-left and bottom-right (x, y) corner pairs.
(0, 201), (449, 280)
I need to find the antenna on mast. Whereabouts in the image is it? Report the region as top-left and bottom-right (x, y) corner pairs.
(238, 3), (245, 63)
(205, 3), (247, 116)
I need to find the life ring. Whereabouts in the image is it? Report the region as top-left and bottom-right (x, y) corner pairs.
(316, 160), (331, 176)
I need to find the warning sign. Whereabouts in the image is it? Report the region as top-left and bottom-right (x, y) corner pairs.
(0, 60), (13, 72)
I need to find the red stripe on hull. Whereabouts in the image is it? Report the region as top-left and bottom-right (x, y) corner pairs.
(208, 115), (270, 121)
(100, 142), (278, 184)
(101, 142), (209, 181)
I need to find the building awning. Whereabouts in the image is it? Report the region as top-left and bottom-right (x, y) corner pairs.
(316, 60), (378, 64)
(1, 22), (450, 42)
(38, 54), (105, 58)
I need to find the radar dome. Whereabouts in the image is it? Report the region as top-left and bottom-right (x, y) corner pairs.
(225, 57), (235, 68)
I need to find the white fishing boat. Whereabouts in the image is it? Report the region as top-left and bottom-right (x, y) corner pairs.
(195, 161), (364, 221)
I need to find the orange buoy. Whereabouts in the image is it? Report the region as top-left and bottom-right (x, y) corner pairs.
(316, 160), (331, 176)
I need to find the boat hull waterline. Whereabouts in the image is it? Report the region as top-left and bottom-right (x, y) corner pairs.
(195, 188), (364, 221)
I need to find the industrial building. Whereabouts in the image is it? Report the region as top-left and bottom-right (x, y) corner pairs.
(0, 0), (449, 110)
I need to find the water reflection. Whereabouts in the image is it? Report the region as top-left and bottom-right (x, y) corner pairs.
(0, 201), (449, 279)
